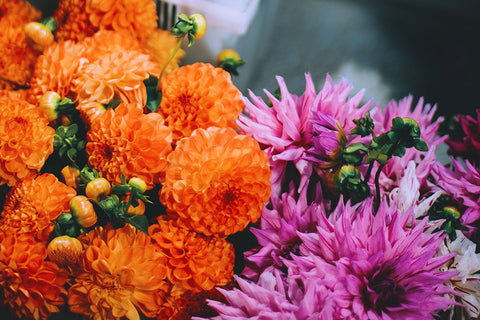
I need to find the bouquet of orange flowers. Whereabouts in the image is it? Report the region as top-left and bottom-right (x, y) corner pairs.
(2, 1), (480, 320)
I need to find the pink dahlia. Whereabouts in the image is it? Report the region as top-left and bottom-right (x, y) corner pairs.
(431, 159), (480, 230)
(203, 271), (299, 319)
(208, 199), (457, 319)
(242, 181), (324, 279)
(238, 74), (371, 195)
(292, 199), (456, 319)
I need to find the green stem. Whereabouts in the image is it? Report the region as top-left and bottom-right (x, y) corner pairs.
(373, 163), (385, 212)
(372, 138), (401, 212)
(157, 35), (185, 89)
(364, 161), (374, 183)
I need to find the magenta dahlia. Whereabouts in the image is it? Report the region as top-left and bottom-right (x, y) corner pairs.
(431, 159), (480, 230)
(206, 198), (457, 320)
(238, 74), (371, 195)
(242, 181), (325, 279)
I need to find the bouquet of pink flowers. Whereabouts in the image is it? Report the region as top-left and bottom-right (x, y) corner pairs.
(0, 1), (479, 319)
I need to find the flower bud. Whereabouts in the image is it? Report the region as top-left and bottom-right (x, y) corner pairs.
(128, 177), (147, 193)
(70, 196), (97, 228)
(24, 20), (55, 53)
(85, 177), (112, 202)
(47, 235), (83, 267)
(309, 111), (346, 169)
(189, 14), (206, 39)
(39, 91), (61, 122)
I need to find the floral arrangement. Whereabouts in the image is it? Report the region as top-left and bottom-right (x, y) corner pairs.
(0, 1), (480, 320)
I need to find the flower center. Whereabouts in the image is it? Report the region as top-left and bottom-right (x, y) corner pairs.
(363, 268), (406, 314)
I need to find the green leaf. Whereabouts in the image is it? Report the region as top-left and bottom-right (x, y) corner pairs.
(76, 140), (86, 151)
(414, 139), (428, 151)
(345, 143), (369, 153)
(58, 145), (68, 158)
(65, 124), (78, 137)
(66, 148), (78, 162)
(127, 215), (149, 234)
(136, 193), (153, 204)
(342, 152), (364, 165)
(56, 126), (68, 137)
(53, 135), (63, 148)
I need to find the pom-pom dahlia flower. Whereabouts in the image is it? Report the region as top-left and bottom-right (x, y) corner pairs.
(85, 0), (158, 41)
(0, 97), (55, 186)
(68, 224), (170, 319)
(0, 13), (38, 89)
(149, 216), (235, 294)
(160, 127), (271, 237)
(80, 30), (148, 62)
(54, 0), (158, 42)
(1, 173), (76, 242)
(53, 0), (96, 42)
(0, 231), (68, 320)
(238, 73), (371, 195)
(86, 102), (172, 189)
(28, 40), (86, 103)
(157, 63), (244, 143)
(72, 49), (160, 105)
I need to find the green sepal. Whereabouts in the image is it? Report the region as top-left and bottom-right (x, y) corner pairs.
(414, 139), (428, 151)
(350, 112), (374, 137)
(41, 16), (57, 33)
(111, 184), (132, 195)
(126, 215), (149, 235)
(219, 59), (246, 76)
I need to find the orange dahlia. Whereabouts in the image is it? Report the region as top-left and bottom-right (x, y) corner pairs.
(68, 224), (170, 319)
(160, 127), (271, 237)
(81, 29), (147, 62)
(0, 231), (68, 320)
(72, 49), (160, 105)
(0, 88), (28, 100)
(0, 97), (55, 186)
(86, 102), (172, 189)
(76, 100), (106, 128)
(53, 0), (96, 42)
(28, 40), (85, 104)
(0, 13), (39, 88)
(157, 63), (244, 142)
(160, 286), (231, 320)
(1, 173), (77, 241)
(86, 0), (158, 42)
(149, 216), (235, 294)
(143, 29), (185, 76)
(0, 0), (42, 22)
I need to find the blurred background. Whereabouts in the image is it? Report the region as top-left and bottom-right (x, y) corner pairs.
(30, 0), (480, 118)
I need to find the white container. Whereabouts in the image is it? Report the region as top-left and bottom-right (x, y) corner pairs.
(161, 0), (261, 64)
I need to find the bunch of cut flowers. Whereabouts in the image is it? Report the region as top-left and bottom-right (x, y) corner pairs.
(0, 1), (479, 320)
